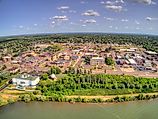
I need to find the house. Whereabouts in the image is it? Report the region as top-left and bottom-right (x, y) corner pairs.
(52, 55), (57, 61)
(12, 74), (40, 87)
(64, 55), (70, 60)
(145, 51), (157, 55)
(72, 50), (80, 54)
(128, 59), (137, 65)
(2, 56), (12, 62)
(8, 67), (20, 74)
(90, 57), (104, 66)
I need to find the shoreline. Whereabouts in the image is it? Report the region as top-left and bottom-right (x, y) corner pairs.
(1, 97), (158, 108)
(1, 92), (158, 107)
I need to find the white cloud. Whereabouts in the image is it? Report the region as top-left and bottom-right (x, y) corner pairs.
(57, 6), (69, 10)
(19, 25), (24, 29)
(104, 17), (114, 21)
(82, 24), (87, 27)
(115, 27), (118, 30)
(133, 0), (156, 5)
(82, 10), (100, 16)
(106, 1), (115, 5)
(146, 17), (158, 21)
(135, 20), (140, 25)
(105, 5), (123, 12)
(70, 22), (78, 25)
(121, 19), (128, 22)
(34, 24), (38, 26)
(81, 1), (85, 4)
(53, 16), (69, 21)
(102, 0), (124, 5)
(100, 1), (105, 4)
(81, 1), (88, 4)
(103, 0), (126, 12)
(69, 10), (77, 13)
(151, 1), (156, 4)
(116, 0), (124, 4)
(83, 19), (97, 23)
(52, 21), (55, 24)
(109, 25), (113, 28)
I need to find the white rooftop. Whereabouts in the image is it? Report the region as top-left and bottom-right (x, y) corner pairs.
(92, 57), (104, 60)
(145, 51), (157, 55)
(128, 59), (137, 65)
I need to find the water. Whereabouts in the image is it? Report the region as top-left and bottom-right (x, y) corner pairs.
(0, 100), (158, 119)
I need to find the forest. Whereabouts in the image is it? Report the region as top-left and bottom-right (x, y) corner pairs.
(37, 74), (158, 96)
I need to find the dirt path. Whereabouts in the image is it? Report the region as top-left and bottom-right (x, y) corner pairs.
(66, 92), (158, 100)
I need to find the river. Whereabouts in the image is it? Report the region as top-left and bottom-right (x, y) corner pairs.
(0, 99), (158, 119)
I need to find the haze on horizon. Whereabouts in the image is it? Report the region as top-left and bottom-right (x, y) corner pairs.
(0, 0), (158, 36)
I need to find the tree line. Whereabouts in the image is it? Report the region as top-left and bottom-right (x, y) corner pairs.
(37, 74), (158, 96)
(0, 33), (158, 58)
(18, 92), (158, 103)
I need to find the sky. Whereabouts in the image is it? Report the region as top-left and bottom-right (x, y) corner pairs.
(0, 0), (158, 36)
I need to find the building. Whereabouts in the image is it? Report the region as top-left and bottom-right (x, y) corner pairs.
(8, 67), (20, 74)
(90, 57), (104, 66)
(12, 74), (40, 87)
(64, 55), (70, 60)
(145, 51), (157, 55)
(2, 56), (12, 62)
(128, 59), (137, 65)
(52, 55), (57, 61)
(50, 74), (57, 80)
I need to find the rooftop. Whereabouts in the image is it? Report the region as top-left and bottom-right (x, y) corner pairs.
(92, 57), (104, 60)
(14, 74), (39, 80)
(145, 51), (157, 55)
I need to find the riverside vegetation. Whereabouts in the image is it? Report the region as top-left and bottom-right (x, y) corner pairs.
(18, 91), (158, 103)
(37, 74), (158, 96)
(2, 69), (158, 105)
(17, 73), (158, 104)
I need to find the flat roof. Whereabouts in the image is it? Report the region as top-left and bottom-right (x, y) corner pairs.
(128, 59), (137, 64)
(14, 74), (39, 81)
(92, 57), (104, 60)
(145, 51), (157, 55)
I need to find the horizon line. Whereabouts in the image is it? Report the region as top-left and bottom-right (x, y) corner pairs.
(0, 32), (158, 38)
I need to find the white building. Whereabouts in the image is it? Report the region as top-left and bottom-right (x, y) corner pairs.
(90, 57), (104, 66)
(12, 74), (40, 87)
(128, 59), (137, 65)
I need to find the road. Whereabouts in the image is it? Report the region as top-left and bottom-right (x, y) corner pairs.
(0, 79), (12, 92)
(72, 52), (85, 68)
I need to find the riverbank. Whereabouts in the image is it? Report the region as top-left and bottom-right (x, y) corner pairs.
(66, 92), (158, 101)
(1, 91), (158, 107)
(1, 73), (158, 107)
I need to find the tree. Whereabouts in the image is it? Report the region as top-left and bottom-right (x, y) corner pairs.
(41, 73), (49, 80)
(105, 57), (114, 65)
(50, 66), (61, 74)
(84, 56), (90, 65)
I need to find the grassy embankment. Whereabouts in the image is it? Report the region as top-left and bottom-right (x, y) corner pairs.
(1, 74), (158, 106)
(32, 74), (158, 103)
